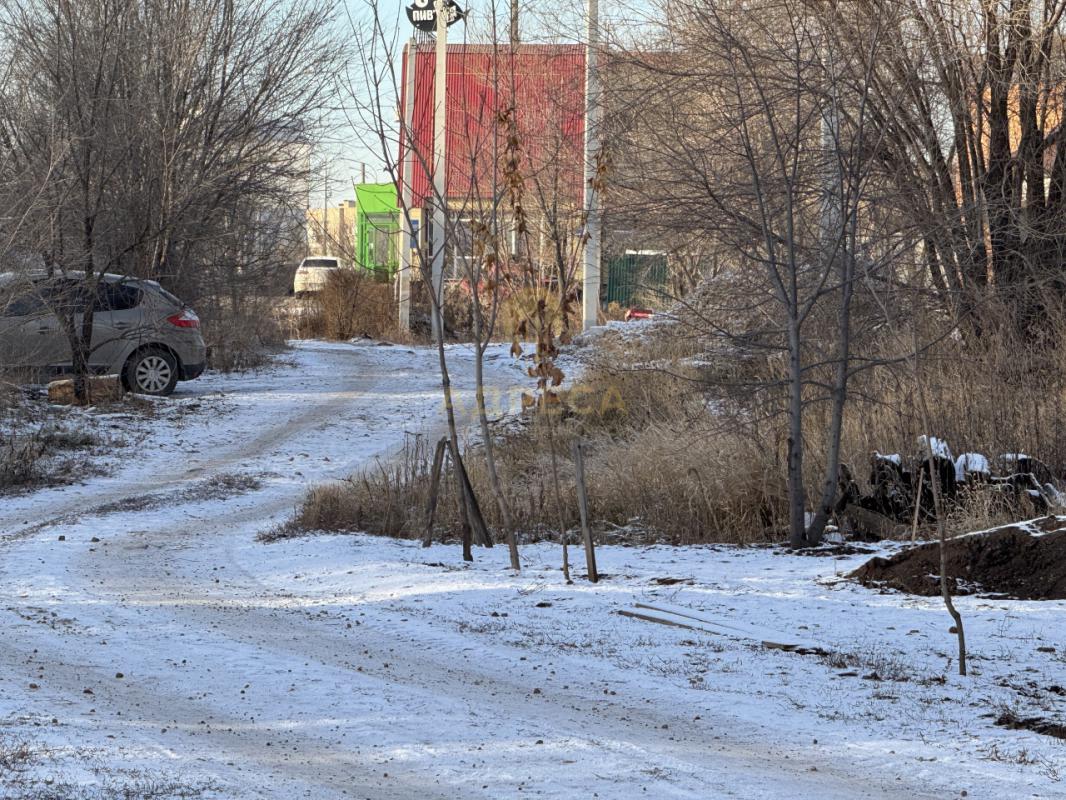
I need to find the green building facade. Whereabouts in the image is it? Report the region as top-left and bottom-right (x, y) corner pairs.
(355, 183), (400, 278)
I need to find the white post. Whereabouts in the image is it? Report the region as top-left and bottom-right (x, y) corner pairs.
(430, 0), (448, 344)
(398, 37), (417, 332)
(582, 0), (601, 332)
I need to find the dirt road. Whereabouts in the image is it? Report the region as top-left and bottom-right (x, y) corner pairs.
(0, 342), (939, 799)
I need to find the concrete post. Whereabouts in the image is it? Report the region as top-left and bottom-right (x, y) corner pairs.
(430, 0), (448, 344)
(582, 0), (601, 332)
(398, 37), (417, 332)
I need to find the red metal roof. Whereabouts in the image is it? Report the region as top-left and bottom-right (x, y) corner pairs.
(399, 44), (586, 207)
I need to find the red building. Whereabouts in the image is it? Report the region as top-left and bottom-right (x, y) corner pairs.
(398, 43), (586, 208)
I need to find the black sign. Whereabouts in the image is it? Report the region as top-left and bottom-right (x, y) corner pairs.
(406, 0), (465, 33)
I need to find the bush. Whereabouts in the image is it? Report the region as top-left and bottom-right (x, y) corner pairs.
(293, 269), (398, 341)
(197, 295), (287, 372)
(275, 352), (788, 545)
(0, 421), (101, 493)
(278, 292), (1066, 547)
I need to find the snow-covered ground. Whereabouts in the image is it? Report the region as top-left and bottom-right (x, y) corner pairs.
(1, 340), (1063, 799)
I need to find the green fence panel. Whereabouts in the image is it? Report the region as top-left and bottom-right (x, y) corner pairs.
(605, 252), (668, 308)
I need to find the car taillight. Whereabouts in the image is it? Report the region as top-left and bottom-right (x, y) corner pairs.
(167, 308), (200, 329)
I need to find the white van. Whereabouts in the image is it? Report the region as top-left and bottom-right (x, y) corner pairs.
(293, 257), (342, 294)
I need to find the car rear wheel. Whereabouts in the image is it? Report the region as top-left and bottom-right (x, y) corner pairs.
(125, 348), (178, 396)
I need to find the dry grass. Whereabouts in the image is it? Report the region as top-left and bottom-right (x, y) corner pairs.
(292, 270), (400, 342)
(603, 301), (627, 322)
(589, 423), (786, 543)
(278, 291), (1066, 545)
(835, 342), (1066, 478)
(0, 732), (217, 799)
(276, 413), (786, 545)
(275, 325), (788, 544)
(0, 734), (36, 778)
(269, 434), (460, 541)
(797, 318), (1066, 534)
(0, 422), (102, 493)
(199, 296), (287, 372)
(497, 287), (571, 340)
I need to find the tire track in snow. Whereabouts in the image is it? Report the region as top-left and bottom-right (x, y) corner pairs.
(0, 341), (428, 538)
(0, 342), (935, 798)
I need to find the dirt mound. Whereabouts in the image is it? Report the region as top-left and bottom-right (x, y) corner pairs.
(997, 710), (1066, 740)
(851, 517), (1066, 600)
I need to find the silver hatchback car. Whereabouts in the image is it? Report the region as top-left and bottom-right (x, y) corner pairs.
(0, 271), (207, 396)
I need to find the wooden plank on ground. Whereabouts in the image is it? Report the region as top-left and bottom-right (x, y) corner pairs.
(627, 602), (826, 655)
(617, 609), (703, 632)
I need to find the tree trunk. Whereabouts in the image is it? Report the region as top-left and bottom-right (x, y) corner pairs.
(807, 226), (856, 545)
(571, 439), (598, 583)
(422, 436), (448, 548)
(545, 412), (571, 582)
(453, 445), (492, 547)
(430, 287), (492, 557)
(786, 317), (807, 548)
(912, 329), (967, 676)
(472, 323), (519, 569)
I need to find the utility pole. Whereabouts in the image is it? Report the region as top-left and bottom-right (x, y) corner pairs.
(398, 37), (417, 332)
(510, 0), (519, 43)
(581, 0), (601, 332)
(322, 159), (330, 256)
(430, 0), (448, 345)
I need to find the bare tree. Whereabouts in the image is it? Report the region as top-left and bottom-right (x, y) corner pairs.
(0, 0), (340, 396)
(608, 0), (902, 546)
(845, 0), (1066, 332)
(346, 6), (502, 561)
(345, 1), (588, 564)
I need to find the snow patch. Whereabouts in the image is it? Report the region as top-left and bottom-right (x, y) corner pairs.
(917, 435), (952, 461)
(954, 452), (990, 482)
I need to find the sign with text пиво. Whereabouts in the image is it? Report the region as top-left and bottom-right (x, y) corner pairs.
(406, 0), (465, 33)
